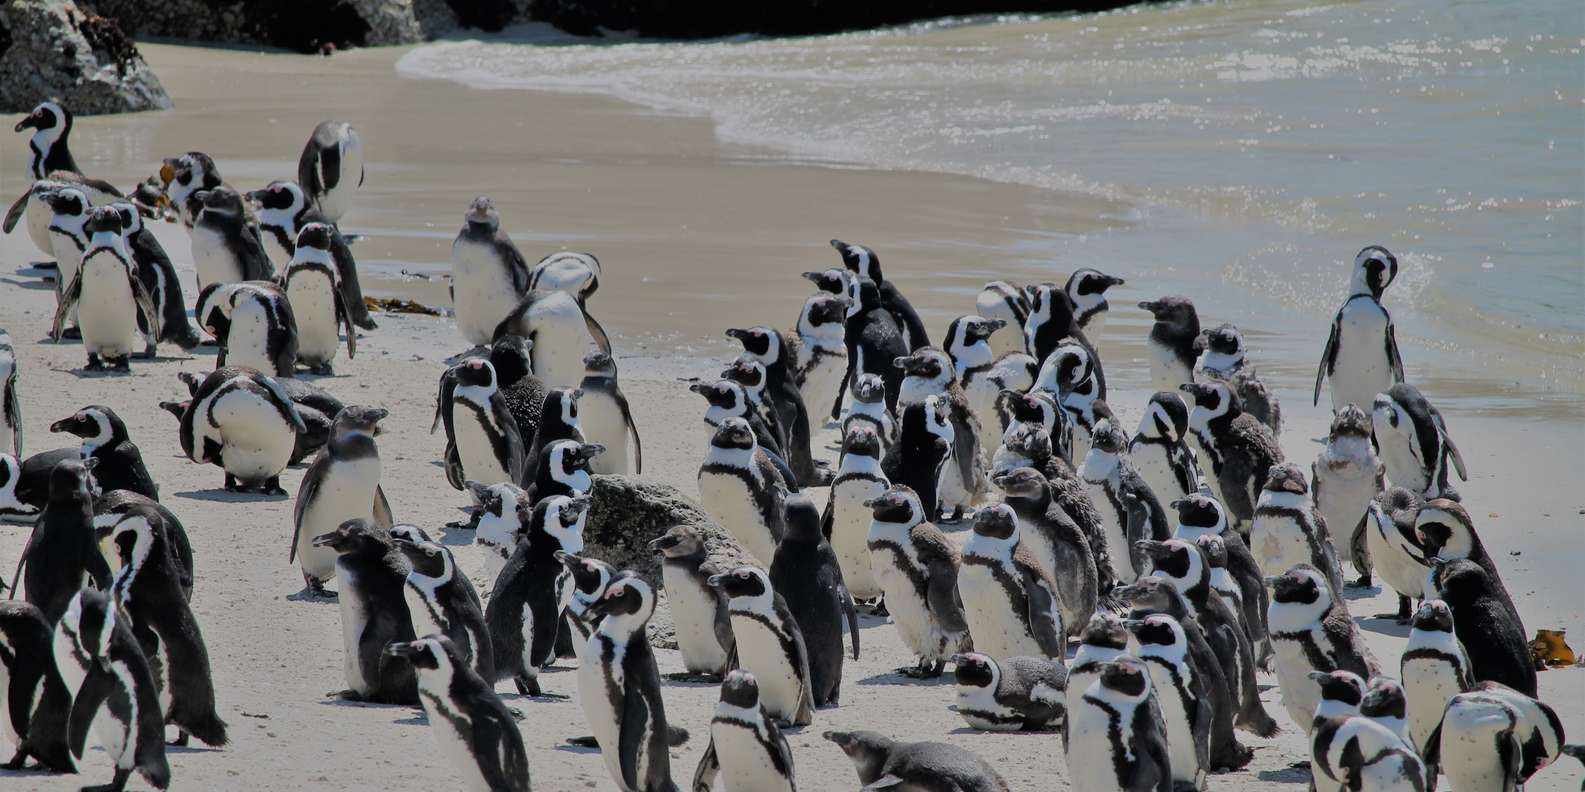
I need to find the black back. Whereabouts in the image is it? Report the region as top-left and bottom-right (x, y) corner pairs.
(771, 496), (860, 707)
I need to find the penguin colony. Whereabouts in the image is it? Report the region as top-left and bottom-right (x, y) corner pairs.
(0, 99), (1578, 792)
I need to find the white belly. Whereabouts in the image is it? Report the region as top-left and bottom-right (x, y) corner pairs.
(297, 459), (380, 582)
(799, 353), (847, 425)
(1376, 439), (1429, 495)
(1439, 702), (1516, 792)
(287, 276), (340, 365)
(958, 564), (1042, 659)
(192, 223), (241, 291)
(963, 376), (1003, 449)
(417, 678), (492, 792)
(580, 395), (629, 475)
(336, 565), (372, 693)
(698, 471), (778, 566)
(524, 300), (595, 389)
(956, 685), (1022, 732)
(1314, 465), (1377, 548)
(213, 393), (297, 482)
(1403, 659), (1465, 756)
(1066, 700), (1130, 792)
(1084, 480), (1135, 583)
(1187, 434), (1225, 504)
(49, 229), (84, 289)
(578, 642), (626, 786)
(473, 514), (517, 591)
(1249, 514), (1315, 579)
(712, 722), (794, 792)
(1329, 307), (1394, 412)
(1131, 443), (1191, 505)
(405, 589), (446, 640)
(260, 231), (293, 270)
(831, 484), (887, 599)
(662, 566), (728, 674)
(1272, 640), (1321, 733)
(0, 663), (13, 747)
(937, 452), (975, 512)
(870, 555), (953, 661)
(79, 260), (141, 357)
(1148, 340), (1191, 394)
(26, 198), (53, 255)
(452, 240), (522, 346)
(226, 297), (277, 372)
(1144, 661), (1202, 786)
(453, 409), (510, 486)
(1366, 517), (1425, 600)
(730, 616), (802, 721)
(319, 136), (363, 223)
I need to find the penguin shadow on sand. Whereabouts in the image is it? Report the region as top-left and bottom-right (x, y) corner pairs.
(1255, 764), (1312, 784)
(0, 273), (54, 290)
(437, 512), (480, 547)
(174, 487), (292, 504)
(1356, 613), (1412, 639)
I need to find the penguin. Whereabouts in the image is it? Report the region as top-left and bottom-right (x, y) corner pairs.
(1361, 676), (1413, 748)
(181, 370), (342, 465)
(825, 730), (1011, 792)
(949, 652), (1067, 732)
(956, 504), (1067, 659)
(719, 356), (789, 457)
(439, 359), (525, 490)
(821, 425), (889, 604)
(190, 185), (273, 290)
(313, 519), (418, 704)
(1308, 668), (1367, 727)
(1427, 558), (1535, 696)
(1194, 323), (1280, 434)
(1250, 462), (1346, 595)
(297, 121), (365, 224)
(1080, 418), (1169, 584)
(691, 670), (798, 792)
(650, 524), (735, 681)
(52, 206), (160, 370)
(842, 278), (909, 412)
(282, 223), (357, 374)
(698, 417), (788, 566)
(974, 280), (1030, 358)
(92, 490), (194, 602)
(839, 372), (896, 450)
(1312, 403), (1384, 585)
(708, 566), (815, 727)
(520, 387), (583, 488)
(436, 339), (541, 487)
(467, 481), (530, 588)
(3, 179), (64, 263)
(991, 466), (1099, 633)
(1036, 343), (1104, 461)
(173, 367), (307, 494)
(0, 601), (74, 772)
(486, 493), (587, 697)
(196, 280), (299, 377)
(1401, 598), (1474, 758)
(793, 291), (851, 423)
(864, 486), (971, 678)
(555, 552), (618, 662)
(112, 203), (203, 350)
(802, 267), (864, 325)
(1266, 564), (1380, 734)
(995, 426), (1112, 585)
(1065, 613), (1128, 726)
(1310, 685), (1424, 792)
(18, 457), (110, 623)
(1372, 384), (1468, 500)
(49, 405), (158, 501)
(247, 181), (377, 331)
(105, 505), (228, 748)
(1170, 493), (1270, 668)
(1064, 656), (1173, 792)
(1180, 381), (1284, 531)
(728, 325), (825, 486)
(1066, 268), (1126, 336)
(17, 102), (76, 178)
(1436, 683), (1564, 792)
(395, 535), (494, 684)
(577, 574), (680, 792)
(52, 589), (170, 792)
(291, 405), (392, 596)
(579, 351), (642, 475)
(1414, 499), (1517, 615)
(6, 447), (79, 523)
(159, 151), (222, 228)
(450, 197), (530, 347)
(0, 453), (37, 525)
(942, 315), (1014, 438)
(1192, 534), (1256, 668)
(997, 388), (1065, 454)
(1128, 391), (1202, 506)
(45, 186), (92, 333)
(1363, 488), (1431, 622)
(829, 239), (930, 351)
(528, 251), (601, 304)
(1139, 295), (1201, 396)
(771, 495), (860, 708)
(897, 347), (985, 519)
(0, 332), (20, 458)
(1315, 245), (1405, 411)
(493, 287), (612, 390)
(1023, 282), (1095, 376)
(385, 636), (532, 792)
(692, 378), (792, 481)
(880, 399), (952, 520)
(1123, 614), (1211, 792)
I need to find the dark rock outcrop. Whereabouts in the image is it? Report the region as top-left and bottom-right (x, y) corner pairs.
(583, 474), (754, 582)
(0, 0), (171, 114)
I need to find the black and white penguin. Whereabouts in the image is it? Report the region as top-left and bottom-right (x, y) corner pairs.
(579, 351), (641, 475)
(1312, 404), (1384, 585)
(650, 524), (735, 681)
(450, 197), (531, 347)
(52, 206), (160, 370)
(1080, 418), (1169, 584)
(881, 398), (952, 520)
(1401, 599), (1474, 758)
(196, 280), (299, 377)
(159, 151), (222, 228)
(1180, 381), (1284, 531)
(1025, 282), (1106, 396)
(1251, 463), (1345, 595)
(950, 652), (1067, 732)
(793, 291), (851, 423)
(974, 280), (1031, 358)
(557, 552), (618, 662)
(718, 357), (788, 456)
(0, 453), (36, 525)
(802, 265), (862, 314)
(106, 504), (228, 748)
(175, 367), (306, 494)
(439, 358), (525, 490)
(0, 331), (19, 457)
(313, 519), (417, 704)
(1064, 656), (1172, 792)
(771, 495), (860, 708)
(1436, 682), (1564, 792)
(110, 203), (203, 350)
(1065, 613), (1128, 728)
(864, 486), (970, 678)
(1363, 488), (1431, 622)
(1427, 557), (1535, 696)
(1066, 268), (1126, 336)
(396, 535), (494, 684)
(1139, 295), (1201, 396)
(992, 466), (1099, 633)
(0, 601), (74, 772)
(957, 504), (1066, 659)
(1266, 564), (1380, 733)
(282, 223), (356, 374)
(1128, 391), (1201, 506)
(18, 457), (109, 623)
(178, 370), (340, 465)
(528, 250), (601, 305)
(18, 102), (76, 178)
(693, 378), (792, 481)
(486, 493), (587, 696)
(190, 185), (273, 290)
(943, 315), (1015, 438)
(385, 636), (532, 792)
(577, 574), (680, 792)
(839, 372), (896, 450)
(1123, 614), (1211, 792)
(93, 490), (193, 600)
(691, 670), (797, 792)
(494, 287), (612, 390)
(842, 278), (909, 412)
(1315, 245), (1405, 411)
(708, 565), (815, 727)
(247, 181), (376, 331)
(467, 481), (530, 588)
(435, 338), (541, 478)
(1195, 323), (1281, 433)
(1310, 677), (1423, 792)
(1362, 675), (1413, 748)
(823, 425), (889, 602)
(45, 186), (92, 331)
(51, 589), (170, 792)
(897, 347), (985, 519)
(829, 239), (930, 351)
(4, 179), (62, 263)
(520, 387), (583, 488)
(1414, 498), (1518, 617)
(994, 390), (1068, 460)
(49, 405), (158, 501)
(728, 325), (825, 486)
(1035, 343), (1104, 461)
(825, 730), (1011, 792)
(698, 417), (789, 566)
(1171, 494), (1270, 668)
(297, 121), (364, 224)
(1372, 383), (1468, 500)
(291, 405), (392, 597)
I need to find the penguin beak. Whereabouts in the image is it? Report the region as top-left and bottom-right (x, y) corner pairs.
(705, 574), (725, 588)
(1169, 499), (1187, 510)
(724, 328), (749, 342)
(1103, 274), (1126, 289)
(649, 535), (676, 553)
(49, 415), (82, 434)
(1120, 619), (1145, 631)
(14, 111), (42, 132)
(384, 641), (420, 659)
(688, 382), (710, 396)
(800, 271), (824, 285)
(563, 495), (591, 520)
(985, 319), (1007, 331)
(575, 444), (606, 462)
(1262, 576), (1281, 588)
(158, 400), (188, 420)
(311, 531), (341, 549)
(828, 239), (848, 253)
(1306, 671), (1332, 683)
(553, 550), (579, 570)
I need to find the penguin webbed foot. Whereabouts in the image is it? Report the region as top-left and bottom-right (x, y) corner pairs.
(84, 354), (103, 371)
(565, 735), (600, 749)
(354, 315), (378, 331)
(1, 746), (28, 770)
(261, 476), (287, 496)
(80, 767), (131, 792)
(61, 327), (81, 340)
(897, 659), (944, 679)
(312, 363), (334, 376)
(223, 474), (243, 492)
(1347, 573), (1373, 589)
(865, 597), (889, 617)
(664, 671), (724, 684)
(304, 575), (338, 600)
(169, 730), (189, 747)
(328, 689), (364, 701)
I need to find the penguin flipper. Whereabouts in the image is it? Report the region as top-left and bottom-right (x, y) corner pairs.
(1385, 316), (1405, 385)
(253, 374), (309, 435)
(581, 308), (614, 357)
(335, 289), (357, 360)
(1431, 407), (1468, 481)
(617, 678), (652, 789)
(690, 737), (720, 792)
(2, 189), (27, 234)
(372, 485), (394, 529)
(51, 270), (83, 342)
(473, 706), (531, 792)
(433, 368), (456, 436)
(836, 574), (861, 659)
(290, 460), (324, 563)
(127, 267), (162, 346)
(1023, 570), (1066, 658)
(67, 663), (116, 759)
(5, 374), (21, 456)
(1315, 314), (1340, 406)
(614, 389), (642, 475)
(925, 555), (970, 635)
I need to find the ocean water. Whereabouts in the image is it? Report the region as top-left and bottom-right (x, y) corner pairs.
(398, 0), (1584, 402)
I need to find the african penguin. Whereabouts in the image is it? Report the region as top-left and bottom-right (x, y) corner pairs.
(1401, 599), (1474, 758)
(825, 730), (1011, 792)
(956, 504), (1066, 659)
(528, 250), (601, 305)
(297, 121), (365, 224)
(1195, 323), (1280, 433)
(485, 493), (587, 697)
(1128, 391), (1201, 505)
(771, 495), (860, 708)
(709, 565), (816, 727)
(974, 280), (1031, 357)
(1065, 613), (1127, 731)
(283, 223), (357, 374)
(386, 636), (532, 792)
(1438, 683), (1565, 792)
(1066, 268), (1126, 336)
(690, 670), (797, 792)
(0, 601), (74, 772)
(190, 185), (273, 290)
(991, 466), (1099, 634)
(467, 480), (530, 587)
(1312, 404), (1384, 585)
(1064, 656), (1173, 792)
(494, 288), (611, 390)
(1427, 557), (1534, 696)
(1140, 295), (1201, 396)
(196, 280), (299, 377)
(160, 151), (222, 228)
(556, 552), (618, 662)
(1080, 418), (1169, 584)
(450, 196), (530, 347)
(577, 574), (680, 792)
(292, 405), (392, 597)
(1250, 462), (1345, 596)
(728, 325), (826, 486)
(942, 315), (1013, 438)
(1414, 499), (1517, 617)
(174, 367), (306, 494)
(314, 519), (417, 704)
(839, 372), (896, 451)
(650, 524), (734, 681)
(1180, 380), (1284, 531)
(1266, 564), (1380, 734)
(1035, 342), (1104, 462)
(49, 404), (158, 501)
(579, 351), (642, 475)
(395, 535), (494, 684)
(793, 291), (851, 423)
(1372, 383), (1467, 500)
(864, 486), (970, 678)
(843, 278), (909, 412)
(1123, 614), (1211, 792)
(19, 457), (110, 623)
(822, 425), (889, 601)
(693, 378), (791, 480)
(53, 206), (160, 370)
(113, 203), (203, 350)
(246, 180), (377, 330)
(439, 358), (526, 490)
(45, 186), (92, 333)
(1175, 496), (1271, 669)
(0, 333), (20, 458)
(1310, 685), (1423, 792)
(1363, 488), (1431, 622)
(1023, 282), (1101, 392)
(880, 398), (952, 520)
(1315, 245), (1405, 412)
(950, 652), (1067, 732)
(829, 239), (930, 351)
(897, 347), (985, 519)
(520, 386), (582, 488)
(698, 417), (789, 566)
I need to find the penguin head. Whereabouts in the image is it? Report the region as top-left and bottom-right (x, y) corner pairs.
(197, 185), (245, 218)
(709, 418), (756, 451)
(1097, 656), (1151, 699)
(546, 388), (581, 429)
(1352, 245), (1398, 299)
(1111, 576), (1185, 616)
(1087, 417), (1126, 456)
(801, 267), (854, 300)
(484, 334), (534, 386)
(109, 509), (160, 575)
(331, 405), (387, 438)
(721, 356), (766, 393)
(782, 494), (823, 544)
(1262, 462), (1310, 496)
(1410, 599), (1456, 633)
(850, 373), (886, 404)
(1171, 492), (1226, 535)
(64, 589), (115, 662)
(1043, 343), (1092, 395)
(992, 466), (1048, 500)
(581, 349), (616, 378)
(1066, 268), (1125, 305)
(586, 574), (655, 627)
(536, 494), (589, 554)
(246, 180), (305, 214)
(854, 278), (883, 311)
(47, 457), (95, 504)
(1000, 424), (1053, 464)
(195, 283), (234, 340)
(553, 440), (604, 476)
(1137, 392), (1188, 443)
(948, 315), (1005, 351)
(718, 669), (763, 709)
(467, 481), (528, 526)
(1139, 538), (1201, 587)
(894, 347), (952, 383)
(1194, 534), (1229, 570)
(464, 196), (500, 230)
(393, 534), (452, 580)
(454, 359), (498, 390)
(158, 400), (190, 421)
(1138, 295), (1197, 330)
(388, 523), (435, 546)
(556, 552), (618, 601)
(800, 293), (851, 334)
(724, 326), (777, 361)
(822, 730), (896, 778)
(922, 396), (954, 443)
(384, 636), (459, 673)
(840, 425), (881, 460)
(1415, 499), (1474, 561)
(706, 565), (771, 604)
(1266, 564), (1330, 609)
(828, 238), (881, 282)
(50, 405), (122, 445)
(864, 486), (924, 527)
(1370, 389), (1411, 437)
(161, 152), (216, 190)
(1078, 612), (1130, 651)
(294, 222), (334, 253)
(45, 187), (89, 219)
(1199, 323), (1245, 359)
(969, 504), (1019, 543)
(312, 518), (384, 557)
(649, 525), (705, 559)
(1426, 557), (1492, 605)
(1122, 613), (1184, 651)
(950, 652), (999, 690)
(1003, 389), (1056, 427)
(691, 379), (744, 412)
(15, 100), (67, 136)
(1328, 404), (1373, 441)
(84, 206), (125, 237)
(1027, 283), (1077, 329)
(531, 251), (601, 302)
(1307, 670), (1366, 708)
(1360, 677), (1407, 721)
(1179, 381), (1237, 416)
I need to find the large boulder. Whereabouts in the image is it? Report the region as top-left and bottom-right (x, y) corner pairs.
(0, 0), (171, 114)
(583, 474), (755, 582)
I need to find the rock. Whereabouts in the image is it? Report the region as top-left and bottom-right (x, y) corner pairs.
(0, 0), (172, 115)
(583, 474), (756, 582)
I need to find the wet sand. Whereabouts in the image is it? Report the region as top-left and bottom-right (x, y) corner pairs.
(1, 41), (1581, 791)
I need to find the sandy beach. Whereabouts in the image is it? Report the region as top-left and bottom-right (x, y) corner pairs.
(1, 38), (1582, 791)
